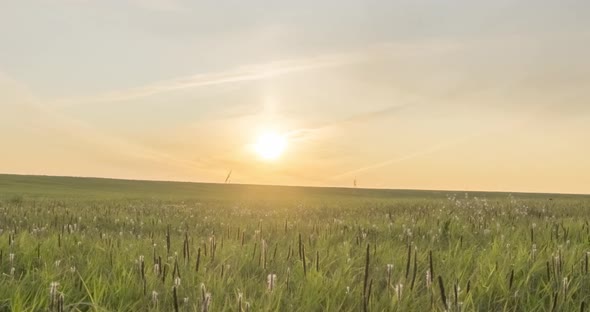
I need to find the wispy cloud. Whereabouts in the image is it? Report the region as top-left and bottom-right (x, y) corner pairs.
(0, 72), (219, 176)
(329, 137), (475, 180)
(50, 51), (363, 108)
(285, 103), (413, 142)
(328, 104), (550, 181)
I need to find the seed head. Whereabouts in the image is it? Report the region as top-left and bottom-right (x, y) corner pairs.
(394, 283), (403, 301)
(267, 273), (277, 291)
(151, 290), (159, 305)
(387, 264), (394, 274)
(50, 282), (60, 298)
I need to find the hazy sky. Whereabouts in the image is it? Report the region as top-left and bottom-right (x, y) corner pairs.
(1, 0), (589, 194)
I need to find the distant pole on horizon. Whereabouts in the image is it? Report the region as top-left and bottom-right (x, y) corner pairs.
(354, 177), (357, 188)
(225, 170), (232, 184)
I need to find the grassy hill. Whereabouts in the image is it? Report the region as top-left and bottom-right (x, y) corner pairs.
(0, 174), (586, 202)
(1, 174), (589, 311)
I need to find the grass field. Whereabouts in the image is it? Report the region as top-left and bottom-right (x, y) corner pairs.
(0, 174), (589, 311)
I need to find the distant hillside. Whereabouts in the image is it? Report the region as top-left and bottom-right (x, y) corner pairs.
(0, 174), (586, 201)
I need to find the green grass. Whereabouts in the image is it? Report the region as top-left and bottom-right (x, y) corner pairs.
(0, 174), (589, 311)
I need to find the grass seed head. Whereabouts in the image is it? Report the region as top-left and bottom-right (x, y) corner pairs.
(267, 274), (277, 291)
(151, 290), (159, 305)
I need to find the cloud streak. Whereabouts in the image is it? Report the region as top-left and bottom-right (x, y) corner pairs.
(50, 51), (363, 108)
(328, 102), (554, 181)
(330, 136), (477, 180)
(286, 104), (412, 142)
(0, 72), (222, 178)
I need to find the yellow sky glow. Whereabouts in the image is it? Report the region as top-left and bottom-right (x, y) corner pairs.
(0, 1), (589, 194)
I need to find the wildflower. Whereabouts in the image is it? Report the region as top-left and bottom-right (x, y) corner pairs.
(174, 277), (181, 288)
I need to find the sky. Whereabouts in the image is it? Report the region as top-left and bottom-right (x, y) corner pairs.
(1, 0), (589, 194)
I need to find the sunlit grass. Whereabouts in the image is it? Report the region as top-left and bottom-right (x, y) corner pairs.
(0, 176), (589, 311)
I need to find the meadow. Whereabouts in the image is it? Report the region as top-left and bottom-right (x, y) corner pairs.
(0, 174), (589, 311)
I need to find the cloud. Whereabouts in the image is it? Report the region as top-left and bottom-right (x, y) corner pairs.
(285, 103), (412, 143)
(50, 51), (363, 108)
(0, 72), (220, 178)
(329, 137), (475, 180)
(327, 100), (559, 181)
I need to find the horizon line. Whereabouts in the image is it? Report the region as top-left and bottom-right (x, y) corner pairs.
(0, 172), (588, 197)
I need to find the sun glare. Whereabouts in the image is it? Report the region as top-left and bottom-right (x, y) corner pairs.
(254, 132), (287, 160)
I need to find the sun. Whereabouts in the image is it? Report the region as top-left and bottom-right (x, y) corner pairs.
(254, 132), (287, 160)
